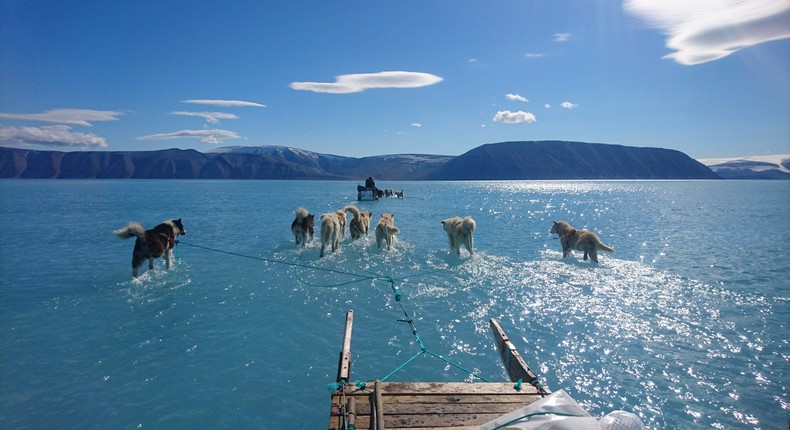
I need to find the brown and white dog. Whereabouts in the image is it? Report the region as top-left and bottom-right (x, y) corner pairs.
(441, 216), (476, 256)
(113, 219), (187, 278)
(375, 213), (400, 250)
(550, 220), (614, 263)
(345, 205), (372, 240)
(319, 212), (341, 257)
(291, 207), (314, 247)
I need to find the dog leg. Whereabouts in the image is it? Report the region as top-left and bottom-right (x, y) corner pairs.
(132, 266), (139, 278)
(589, 249), (598, 263)
(166, 249), (173, 269)
(583, 250), (589, 261)
(148, 257), (155, 270)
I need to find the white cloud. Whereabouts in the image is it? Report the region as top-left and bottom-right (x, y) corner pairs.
(624, 0), (790, 65)
(411, 123), (422, 128)
(290, 71), (443, 94)
(137, 129), (241, 145)
(0, 109), (123, 126)
(525, 53), (545, 58)
(0, 125), (108, 148)
(544, 104), (552, 109)
(493, 110), (537, 124)
(554, 33), (572, 42)
(560, 101), (578, 109)
(170, 111), (240, 124)
(506, 93), (529, 102)
(182, 100), (266, 108)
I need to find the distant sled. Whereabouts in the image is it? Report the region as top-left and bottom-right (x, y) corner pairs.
(357, 185), (379, 201)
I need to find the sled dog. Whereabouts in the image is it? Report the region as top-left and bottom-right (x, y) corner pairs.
(375, 213), (400, 250)
(345, 205), (372, 240)
(550, 220), (614, 263)
(113, 219), (187, 278)
(291, 207), (314, 247)
(319, 212), (340, 257)
(441, 216), (476, 256)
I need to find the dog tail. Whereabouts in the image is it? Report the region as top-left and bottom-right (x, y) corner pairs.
(596, 238), (615, 253)
(295, 207), (309, 219)
(388, 225), (400, 235)
(344, 205), (360, 217)
(113, 222), (145, 239)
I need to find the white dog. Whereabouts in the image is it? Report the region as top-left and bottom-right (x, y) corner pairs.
(375, 213), (400, 250)
(319, 212), (340, 257)
(441, 216), (476, 256)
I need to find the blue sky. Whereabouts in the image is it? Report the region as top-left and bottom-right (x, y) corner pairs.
(1, 1), (788, 159)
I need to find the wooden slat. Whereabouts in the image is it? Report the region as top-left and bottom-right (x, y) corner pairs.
(358, 401), (531, 415)
(373, 379), (385, 430)
(489, 318), (539, 384)
(346, 397), (356, 429)
(379, 382), (540, 395)
(364, 393), (537, 405)
(337, 310), (354, 383)
(383, 412), (508, 428)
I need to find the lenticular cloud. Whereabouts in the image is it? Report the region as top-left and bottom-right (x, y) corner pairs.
(0, 125), (108, 148)
(290, 71), (443, 94)
(0, 109), (123, 126)
(493, 110), (536, 124)
(182, 100), (266, 108)
(137, 129), (240, 144)
(624, 0), (790, 65)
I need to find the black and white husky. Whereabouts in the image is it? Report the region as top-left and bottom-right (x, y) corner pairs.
(113, 219), (186, 277)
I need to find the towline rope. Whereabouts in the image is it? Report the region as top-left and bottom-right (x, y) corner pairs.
(178, 240), (374, 282)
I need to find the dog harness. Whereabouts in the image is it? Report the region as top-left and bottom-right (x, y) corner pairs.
(159, 232), (176, 248)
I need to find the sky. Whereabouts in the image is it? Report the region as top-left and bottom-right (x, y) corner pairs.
(0, 0), (788, 159)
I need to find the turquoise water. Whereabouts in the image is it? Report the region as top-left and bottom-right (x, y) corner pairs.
(1, 180), (788, 429)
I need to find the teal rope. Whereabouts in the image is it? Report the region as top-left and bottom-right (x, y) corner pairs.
(380, 351), (424, 382)
(377, 276), (492, 383)
(179, 241), (369, 277)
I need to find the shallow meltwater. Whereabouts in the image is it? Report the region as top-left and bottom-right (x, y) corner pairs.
(387, 250), (782, 429)
(1, 179), (787, 429)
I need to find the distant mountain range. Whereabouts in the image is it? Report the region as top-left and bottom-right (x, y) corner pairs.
(0, 140), (728, 180)
(698, 154), (790, 179)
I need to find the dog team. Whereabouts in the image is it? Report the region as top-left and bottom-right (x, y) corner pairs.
(114, 213), (613, 277)
(293, 205), (481, 259)
(295, 205), (403, 257)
